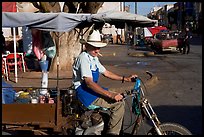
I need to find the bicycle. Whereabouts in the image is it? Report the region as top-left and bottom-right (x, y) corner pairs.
(61, 71), (192, 135)
(121, 71), (192, 135)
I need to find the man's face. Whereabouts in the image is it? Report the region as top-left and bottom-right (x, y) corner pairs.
(86, 44), (101, 57)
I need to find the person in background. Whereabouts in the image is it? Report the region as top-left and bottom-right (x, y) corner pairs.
(2, 31), (6, 54)
(116, 28), (122, 44)
(183, 27), (192, 54)
(72, 30), (137, 135)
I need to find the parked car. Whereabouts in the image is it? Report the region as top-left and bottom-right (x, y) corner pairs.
(148, 30), (184, 53)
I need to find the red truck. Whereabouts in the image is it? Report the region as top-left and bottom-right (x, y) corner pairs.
(144, 27), (183, 53)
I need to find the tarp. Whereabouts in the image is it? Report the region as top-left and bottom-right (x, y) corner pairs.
(2, 11), (156, 31)
(147, 26), (167, 36)
(93, 11), (156, 28)
(2, 12), (94, 32)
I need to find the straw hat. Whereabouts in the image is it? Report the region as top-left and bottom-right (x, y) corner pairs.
(80, 30), (107, 48)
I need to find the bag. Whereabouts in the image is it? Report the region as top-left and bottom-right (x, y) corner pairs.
(2, 78), (16, 104)
(45, 46), (56, 58)
(42, 31), (56, 58)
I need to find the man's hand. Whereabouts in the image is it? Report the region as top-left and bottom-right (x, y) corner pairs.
(124, 74), (138, 82)
(110, 92), (123, 102)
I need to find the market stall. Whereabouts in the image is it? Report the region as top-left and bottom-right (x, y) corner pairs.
(2, 11), (156, 83)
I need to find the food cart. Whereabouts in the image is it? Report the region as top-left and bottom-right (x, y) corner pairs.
(2, 86), (78, 135)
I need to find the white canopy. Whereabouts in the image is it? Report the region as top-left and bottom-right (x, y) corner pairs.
(93, 11), (156, 28)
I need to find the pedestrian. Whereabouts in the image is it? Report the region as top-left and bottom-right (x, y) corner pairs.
(116, 28), (122, 44)
(72, 30), (137, 135)
(2, 31), (6, 54)
(183, 27), (192, 54)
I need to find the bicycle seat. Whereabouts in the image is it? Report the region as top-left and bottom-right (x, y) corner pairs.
(87, 104), (108, 111)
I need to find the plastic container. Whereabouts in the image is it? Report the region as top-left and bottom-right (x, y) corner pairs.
(2, 90), (16, 104)
(2, 78), (16, 104)
(31, 90), (39, 104)
(40, 72), (48, 95)
(39, 60), (48, 72)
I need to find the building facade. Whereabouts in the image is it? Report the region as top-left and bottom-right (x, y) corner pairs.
(147, 2), (202, 33)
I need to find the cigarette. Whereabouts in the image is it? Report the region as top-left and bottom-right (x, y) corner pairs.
(98, 52), (103, 57)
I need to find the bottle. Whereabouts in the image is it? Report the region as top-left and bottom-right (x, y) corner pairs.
(40, 72), (48, 95)
(44, 92), (50, 103)
(31, 90), (39, 104)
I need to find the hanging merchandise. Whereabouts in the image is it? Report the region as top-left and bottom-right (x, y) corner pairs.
(22, 26), (33, 56)
(42, 31), (56, 58)
(32, 29), (44, 60)
(39, 59), (49, 72)
(40, 72), (48, 95)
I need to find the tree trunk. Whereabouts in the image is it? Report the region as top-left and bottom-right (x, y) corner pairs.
(50, 28), (92, 71)
(31, 2), (103, 72)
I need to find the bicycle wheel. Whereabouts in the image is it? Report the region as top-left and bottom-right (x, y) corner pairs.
(148, 122), (192, 135)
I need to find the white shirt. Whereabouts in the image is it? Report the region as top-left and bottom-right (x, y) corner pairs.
(72, 51), (106, 89)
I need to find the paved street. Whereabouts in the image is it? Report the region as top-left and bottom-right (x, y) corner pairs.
(99, 35), (202, 135)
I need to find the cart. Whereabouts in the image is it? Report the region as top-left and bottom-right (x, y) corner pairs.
(2, 87), (77, 135)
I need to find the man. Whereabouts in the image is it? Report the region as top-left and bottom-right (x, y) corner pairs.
(183, 27), (192, 54)
(72, 30), (137, 135)
(116, 28), (122, 44)
(2, 31), (6, 54)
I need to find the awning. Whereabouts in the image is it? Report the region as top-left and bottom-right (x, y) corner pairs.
(2, 12), (94, 32)
(2, 11), (156, 31)
(147, 26), (168, 36)
(92, 11), (156, 28)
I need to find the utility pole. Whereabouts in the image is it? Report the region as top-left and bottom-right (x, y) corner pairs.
(123, 2), (125, 11)
(135, 2), (137, 14)
(134, 2), (137, 46)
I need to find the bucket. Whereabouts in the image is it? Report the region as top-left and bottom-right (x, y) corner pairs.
(39, 60), (48, 72)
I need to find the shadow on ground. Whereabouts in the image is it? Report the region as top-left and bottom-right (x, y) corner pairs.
(152, 105), (202, 135)
(122, 104), (201, 135)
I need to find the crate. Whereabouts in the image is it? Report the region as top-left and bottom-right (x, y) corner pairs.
(2, 104), (56, 126)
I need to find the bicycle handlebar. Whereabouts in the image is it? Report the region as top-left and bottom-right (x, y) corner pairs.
(122, 71), (153, 99)
(121, 77), (140, 99)
(130, 71), (153, 82)
(131, 77), (137, 82)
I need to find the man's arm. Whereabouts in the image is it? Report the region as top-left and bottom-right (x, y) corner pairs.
(102, 70), (137, 82)
(84, 77), (123, 101)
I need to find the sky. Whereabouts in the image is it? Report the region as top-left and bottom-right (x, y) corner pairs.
(125, 2), (176, 16)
